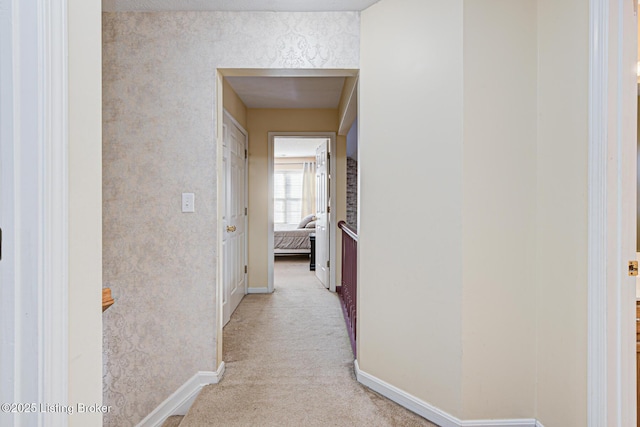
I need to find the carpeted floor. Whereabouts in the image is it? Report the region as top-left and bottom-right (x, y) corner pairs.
(175, 256), (437, 427)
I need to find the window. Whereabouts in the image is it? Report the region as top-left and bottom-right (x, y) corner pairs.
(274, 170), (303, 224)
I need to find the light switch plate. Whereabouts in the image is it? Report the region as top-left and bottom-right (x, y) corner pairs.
(182, 193), (195, 213)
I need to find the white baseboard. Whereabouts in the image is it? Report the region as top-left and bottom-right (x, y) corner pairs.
(461, 420), (537, 427)
(247, 287), (270, 294)
(354, 360), (538, 427)
(136, 362), (226, 427)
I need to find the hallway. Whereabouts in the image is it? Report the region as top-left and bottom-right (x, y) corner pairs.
(168, 256), (436, 426)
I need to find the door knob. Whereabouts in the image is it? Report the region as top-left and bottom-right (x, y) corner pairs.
(226, 225), (237, 232)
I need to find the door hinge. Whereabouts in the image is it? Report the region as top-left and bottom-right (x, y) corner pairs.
(327, 206), (330, 213)
(245, 149), (247, 159)
(327, 260), (330, 268)
(245, 207), (248, 215)
(245, 265), (248, 274)
(629, 260), (638, 276)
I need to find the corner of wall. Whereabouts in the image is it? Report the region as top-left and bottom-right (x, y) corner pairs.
(222, 78), (248, 129)
(68, 0), (103, 425)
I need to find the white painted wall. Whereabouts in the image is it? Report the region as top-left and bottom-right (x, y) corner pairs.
(461, 0), (538, 418)
(535, 0), (589, 424)
(360, 0), (590, 423)
(359, 0), (464, 416)
(68, 0), (103, 425)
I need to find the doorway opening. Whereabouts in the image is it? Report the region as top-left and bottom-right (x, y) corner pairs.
(215, 68), (359, 369)
(268, 133), (337, 293)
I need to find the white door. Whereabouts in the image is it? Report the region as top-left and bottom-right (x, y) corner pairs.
(222, 114), (248, 326)
(315, 140), (330, 288)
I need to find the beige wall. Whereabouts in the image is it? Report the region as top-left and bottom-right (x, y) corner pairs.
(338, 76), (358, 135)
(223, 79), (248, 129)
(69, 0), (103, 425)
(102, 12), (358, 426)
(461, 0), (537, 419)
(246, 109), (346, 288)
(360, 0), (464, 416)
(360, 0), (589, 423)
(535, 0), (588, 424)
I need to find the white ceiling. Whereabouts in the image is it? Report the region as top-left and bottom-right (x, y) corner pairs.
(103, 0), (380, 12)
(274, 137), (326, 158)
(226, 76), (345, 109)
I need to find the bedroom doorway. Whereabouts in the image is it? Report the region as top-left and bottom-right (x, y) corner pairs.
(268, 133), (337, 292)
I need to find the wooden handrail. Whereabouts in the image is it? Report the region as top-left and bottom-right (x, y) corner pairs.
(338, 220), (358, 242)
(102, 288), (114, 312)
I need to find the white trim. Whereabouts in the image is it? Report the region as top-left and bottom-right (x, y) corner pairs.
(1, 0), (69, 425)
(268, 132), (337, 292)
(222, 108), (249, 302)
(247, 287), (270, 294)
(461, 421), (537, 427)
(354, 361), (538, 427)
(328, 133), (337, 293)
(136, 364), (226, 427)
(40, 0), (69, 426)
(535, 422), (545, 427)
(267, 135), (275, 292)
(587, 0), (608, 425)
(588, 0), (637, 426)
(215, 71), (224, 371)
(0, 0), (17, 422)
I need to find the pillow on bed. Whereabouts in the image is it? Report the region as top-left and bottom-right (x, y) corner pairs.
(305, 221), (316, 229)
(298, 214), (316, 229)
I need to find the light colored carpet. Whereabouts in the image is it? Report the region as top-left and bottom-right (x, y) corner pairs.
(178, 256), (437, 427)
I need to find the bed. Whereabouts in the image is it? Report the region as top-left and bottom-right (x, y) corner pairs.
(274, 215), (316, 255)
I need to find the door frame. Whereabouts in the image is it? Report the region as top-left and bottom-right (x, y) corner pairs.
(221, 109), (249, 325)
(1, 0), (69, 425)
(588, 0), (636, 425)
(267, 132), (337, 293)
(215, 68), (357, 370)
(9, 3), (637, 423)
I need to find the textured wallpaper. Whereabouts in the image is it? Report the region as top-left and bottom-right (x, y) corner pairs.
(102, 11), (359, 427)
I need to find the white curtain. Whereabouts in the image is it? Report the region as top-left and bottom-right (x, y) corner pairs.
(300, 161), (316, 219)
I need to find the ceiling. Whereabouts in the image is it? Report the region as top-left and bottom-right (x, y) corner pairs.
(226, 76), (345, 109)
(274, 137), (326, 158)
(103, 0), (380, 12)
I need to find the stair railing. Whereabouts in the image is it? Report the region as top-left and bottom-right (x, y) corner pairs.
(338, 220), (357, 357)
